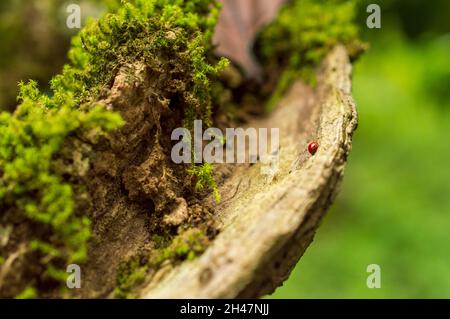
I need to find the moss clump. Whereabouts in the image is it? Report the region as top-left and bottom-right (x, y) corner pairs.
(150, 228), (210, 267)
(257, 0), (365, 111)
(114, 258), (148, 299)
(0, 0), (226, 297)
(62, 0), (228, 122)
(0, 80), (122, 272)
(113, 228), (209, 298)
(188, 163), (221, 202)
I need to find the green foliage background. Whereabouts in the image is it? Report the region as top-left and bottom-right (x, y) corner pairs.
(270, 0), (450, 298)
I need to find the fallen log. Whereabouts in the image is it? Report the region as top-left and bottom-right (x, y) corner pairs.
(140, 45), (358, 298)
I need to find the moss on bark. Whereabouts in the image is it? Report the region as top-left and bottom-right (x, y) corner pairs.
(0, 0), (226, 298)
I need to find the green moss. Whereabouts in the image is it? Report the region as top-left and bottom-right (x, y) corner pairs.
(114, 258), (148, 299)
(114, 228), (209, 297)
(152, 234), (171, 248)
(29, 240), (61, 258)
(258, 0), (365, 111)
(66, 0), (228, 123)
(188, 163), (221, 202)
(0, 0), (227, 296)
(15, 287), (37, 299)
(0, 256), (4, 266)
(150, 228), (210, 267)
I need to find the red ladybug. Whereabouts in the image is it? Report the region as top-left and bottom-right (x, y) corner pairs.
(308, 141), (319, 155)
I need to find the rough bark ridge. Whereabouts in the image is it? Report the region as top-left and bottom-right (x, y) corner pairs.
(139, 45), (358, 298)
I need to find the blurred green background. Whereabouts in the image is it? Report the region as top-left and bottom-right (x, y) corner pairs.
(0, 0), (109, 111)
(271, 0), (450, 298)
(1, 0), (449, 298)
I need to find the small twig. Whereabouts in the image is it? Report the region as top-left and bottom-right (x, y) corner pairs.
(0, 244), (28, 289)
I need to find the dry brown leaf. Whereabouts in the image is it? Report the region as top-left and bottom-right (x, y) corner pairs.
(214, 0), (289, 79)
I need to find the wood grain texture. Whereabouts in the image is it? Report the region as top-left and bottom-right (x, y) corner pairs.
(140, 45), (358, 298)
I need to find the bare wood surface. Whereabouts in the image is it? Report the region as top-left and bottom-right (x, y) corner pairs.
(140, 45), (358, 298)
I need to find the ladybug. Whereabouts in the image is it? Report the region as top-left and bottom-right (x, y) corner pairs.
(308, 141), (319, 155)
